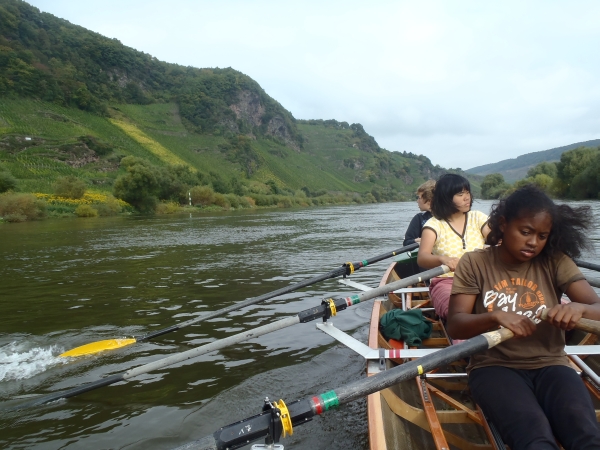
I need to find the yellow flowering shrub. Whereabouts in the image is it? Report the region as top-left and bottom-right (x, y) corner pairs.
(35, 192), (130, 208)
(155, 202), (180, 215)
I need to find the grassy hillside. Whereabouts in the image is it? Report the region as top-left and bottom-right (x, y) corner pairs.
(0, 99), (446, 198)
(466, 139), (600, 182)
(0, 0), (483, 213)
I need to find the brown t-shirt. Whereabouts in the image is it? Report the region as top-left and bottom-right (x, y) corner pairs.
(451, 247), (585, 371)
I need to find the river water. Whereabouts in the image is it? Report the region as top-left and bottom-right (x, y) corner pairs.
(0, 200), (598, 450)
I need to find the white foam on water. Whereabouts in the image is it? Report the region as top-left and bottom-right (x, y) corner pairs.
(0, 342), (66, 382)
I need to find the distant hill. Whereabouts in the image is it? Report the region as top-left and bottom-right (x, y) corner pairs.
(466, 139), (600, 182)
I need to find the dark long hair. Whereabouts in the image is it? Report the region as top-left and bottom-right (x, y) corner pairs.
(487, 185), (592, 259)
(431, 174), (473, 220)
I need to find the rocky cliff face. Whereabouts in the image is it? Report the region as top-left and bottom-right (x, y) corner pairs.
(230, 90), (265, 127)
(229, 90), (299, 150)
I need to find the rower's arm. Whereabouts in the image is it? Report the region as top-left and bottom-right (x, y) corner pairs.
(417, 228), (460, 271)
(481, 223), (491, 239)
(543, 280), (600, 330)
(447, 293), (536, 339)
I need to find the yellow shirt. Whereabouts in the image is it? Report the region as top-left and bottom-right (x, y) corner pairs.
(423, 210), (488, 277)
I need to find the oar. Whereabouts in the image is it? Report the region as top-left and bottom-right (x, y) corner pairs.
(540, 309), (600, 334)
(175, 314), (600, 450)
(172, 327), (515, 450)
(587, 277), (600, 289)
(575, 259), (600, 273)
(13, 264), (447, 409)
(60, 243), (419, 358)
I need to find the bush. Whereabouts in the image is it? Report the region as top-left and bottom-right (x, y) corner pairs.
(0, 171), (17, 193)
(278, 197), (293, 208)
(53, 176), (87, 199)
(95, 195), (122, 216)
(190, 185), (215, 206)
(75, 204), (98, 217)
(213, 193), (230, 208)
(241, 196), (256, 208)
(155, 202), (180, 214)
(225, 194), (240, 208)
(363, 193), (377, 203)
(0, 193), (47, 222)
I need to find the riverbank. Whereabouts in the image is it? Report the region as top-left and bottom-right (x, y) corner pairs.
(0, 188), (394, 223)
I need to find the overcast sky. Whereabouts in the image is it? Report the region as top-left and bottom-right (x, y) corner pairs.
(25, 0), (600, 169)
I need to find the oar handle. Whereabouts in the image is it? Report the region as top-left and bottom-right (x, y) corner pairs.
(540, 309), (600, 335)
(575, 259), (600, 273)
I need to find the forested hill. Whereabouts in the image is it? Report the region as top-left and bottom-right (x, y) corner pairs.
(466, 139), (600, 182)
(0, 0), (302, 146)
(0, 0), (476, 204)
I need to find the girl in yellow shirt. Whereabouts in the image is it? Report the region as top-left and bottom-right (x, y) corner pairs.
(417, 174), (490, 320)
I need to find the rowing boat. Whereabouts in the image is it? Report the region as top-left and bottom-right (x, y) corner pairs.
(366, 258), (600, 450)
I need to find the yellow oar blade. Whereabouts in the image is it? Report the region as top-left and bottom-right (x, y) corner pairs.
(59, 338), (137, 358)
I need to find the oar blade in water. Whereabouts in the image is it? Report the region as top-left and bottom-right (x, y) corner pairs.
(59, 338), (137, 357)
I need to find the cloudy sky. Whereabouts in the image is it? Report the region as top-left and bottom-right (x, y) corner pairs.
(26, 0), (600, 169)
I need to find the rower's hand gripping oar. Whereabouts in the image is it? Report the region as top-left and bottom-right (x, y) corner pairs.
(173, 312), (600, 450)
(13, 263), (444, 410)
(59, 243), (419, 357)
(540, 309), (600, 335)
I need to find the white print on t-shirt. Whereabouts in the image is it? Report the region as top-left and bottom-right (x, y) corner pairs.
(482, 276), (548, 325)
(483, 290), (517, 311)
(515, 305), (546, 324)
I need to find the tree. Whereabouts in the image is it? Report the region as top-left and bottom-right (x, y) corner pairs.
(230, 177), (245, 196)
(526, 161), (557, 179)
(113, 161), (160, 212)
(266, 180), (280, 195)
(570, 153), (600, 199)
(53, 176), (86, 199)
(209, 171), (231, 194)
(481, 173), (509, 199)
(555, 147), (600, 197)
(0, 170), (17, 193)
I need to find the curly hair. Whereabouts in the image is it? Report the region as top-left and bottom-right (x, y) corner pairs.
(486, 185), (592, 259)
(417, 180), (436, 203)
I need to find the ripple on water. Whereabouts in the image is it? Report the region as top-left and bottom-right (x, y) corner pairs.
(0, 342), (66, 382)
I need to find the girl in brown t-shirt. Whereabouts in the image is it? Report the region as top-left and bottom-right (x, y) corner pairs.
(447, 185), (600, 450)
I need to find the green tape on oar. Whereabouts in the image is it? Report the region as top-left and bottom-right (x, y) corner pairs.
(320, 390), (339, 410)
(59, 338), (137, 357)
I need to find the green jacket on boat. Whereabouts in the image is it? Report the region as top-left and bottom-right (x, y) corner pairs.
(379, 308), (432, 346)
